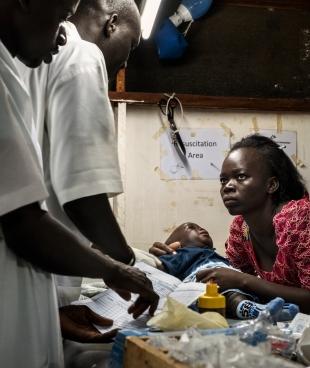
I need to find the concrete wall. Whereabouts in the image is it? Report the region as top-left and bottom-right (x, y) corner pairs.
(113, 105), (310, 256)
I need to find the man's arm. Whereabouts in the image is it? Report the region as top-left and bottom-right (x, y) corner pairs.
(2, 202), (118, 278)
(1, 202), (159, 317)
(63, 193), (134, 264)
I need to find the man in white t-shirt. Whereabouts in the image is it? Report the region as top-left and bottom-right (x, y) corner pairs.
(17, 0), (144, 343)
(0, 1), (77, 367)
(0, 1), (159, 367)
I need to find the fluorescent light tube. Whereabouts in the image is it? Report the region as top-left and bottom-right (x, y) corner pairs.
(141, 0), (163, 39)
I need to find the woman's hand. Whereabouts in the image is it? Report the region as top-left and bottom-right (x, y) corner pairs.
(196, 267), (245, 290)
(59, 305), (117, 343)
(149, 241), (181, 257)
(197, 267), (310, 314)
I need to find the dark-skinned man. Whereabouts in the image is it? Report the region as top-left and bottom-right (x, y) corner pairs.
(16, 0), (158, 355)
(1, 1), (158, 367)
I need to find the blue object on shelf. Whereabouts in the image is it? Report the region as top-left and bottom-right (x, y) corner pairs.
(155, 19), (188, 60)
(155, 0), (213, 59)
(181, 0), (213, 21)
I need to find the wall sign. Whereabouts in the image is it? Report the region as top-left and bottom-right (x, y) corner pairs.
(258, 129), (297, 164)
(160, 128), (230, 180)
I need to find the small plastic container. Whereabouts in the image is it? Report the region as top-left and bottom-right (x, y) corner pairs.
(197, 280), (226, 317)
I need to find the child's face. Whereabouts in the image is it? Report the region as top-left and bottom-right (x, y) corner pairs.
(166, 223), (213, 249)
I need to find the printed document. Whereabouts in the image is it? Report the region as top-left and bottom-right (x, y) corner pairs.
(74, 262), (205, 333)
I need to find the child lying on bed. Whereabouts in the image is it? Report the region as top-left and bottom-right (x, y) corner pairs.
(148, 222), (299, 320)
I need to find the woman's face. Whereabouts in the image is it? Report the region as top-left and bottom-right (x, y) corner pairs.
(220, 147), (273, 216)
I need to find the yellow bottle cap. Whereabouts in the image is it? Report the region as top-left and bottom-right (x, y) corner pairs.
(198, 281), (226, 309)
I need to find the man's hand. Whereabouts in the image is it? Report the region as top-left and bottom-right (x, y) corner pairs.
(105, 263), (159, 319)
(196, 267), (245, 290)
(59, 305), (117, 343)
(149, 241), (181, 257)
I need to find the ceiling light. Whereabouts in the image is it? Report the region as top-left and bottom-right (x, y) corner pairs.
(140, 0), (163, 39)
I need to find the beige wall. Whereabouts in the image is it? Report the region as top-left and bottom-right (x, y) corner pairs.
(113, 105), (310, 256)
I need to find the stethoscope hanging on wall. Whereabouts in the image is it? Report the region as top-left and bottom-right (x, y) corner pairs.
(158, 94), (187, 158)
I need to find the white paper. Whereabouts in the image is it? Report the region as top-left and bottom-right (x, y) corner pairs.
(256, 129), (297, 164)
(167, 282), (205, 307)
(74, 262), (205, 333)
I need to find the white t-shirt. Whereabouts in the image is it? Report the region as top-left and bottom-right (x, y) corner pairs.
(0, 41), (64, 367)
(17, 22), (123, 306)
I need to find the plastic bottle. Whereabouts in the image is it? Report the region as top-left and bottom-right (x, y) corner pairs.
(197, 280), (226, 317)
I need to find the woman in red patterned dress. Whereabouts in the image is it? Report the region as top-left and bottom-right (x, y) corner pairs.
(196, 134), (310, 313)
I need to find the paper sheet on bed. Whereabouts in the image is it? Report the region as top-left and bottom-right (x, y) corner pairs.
(73, 261), (205, 333)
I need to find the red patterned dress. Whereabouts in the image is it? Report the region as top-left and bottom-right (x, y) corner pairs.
(225, 197), (310, 290)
